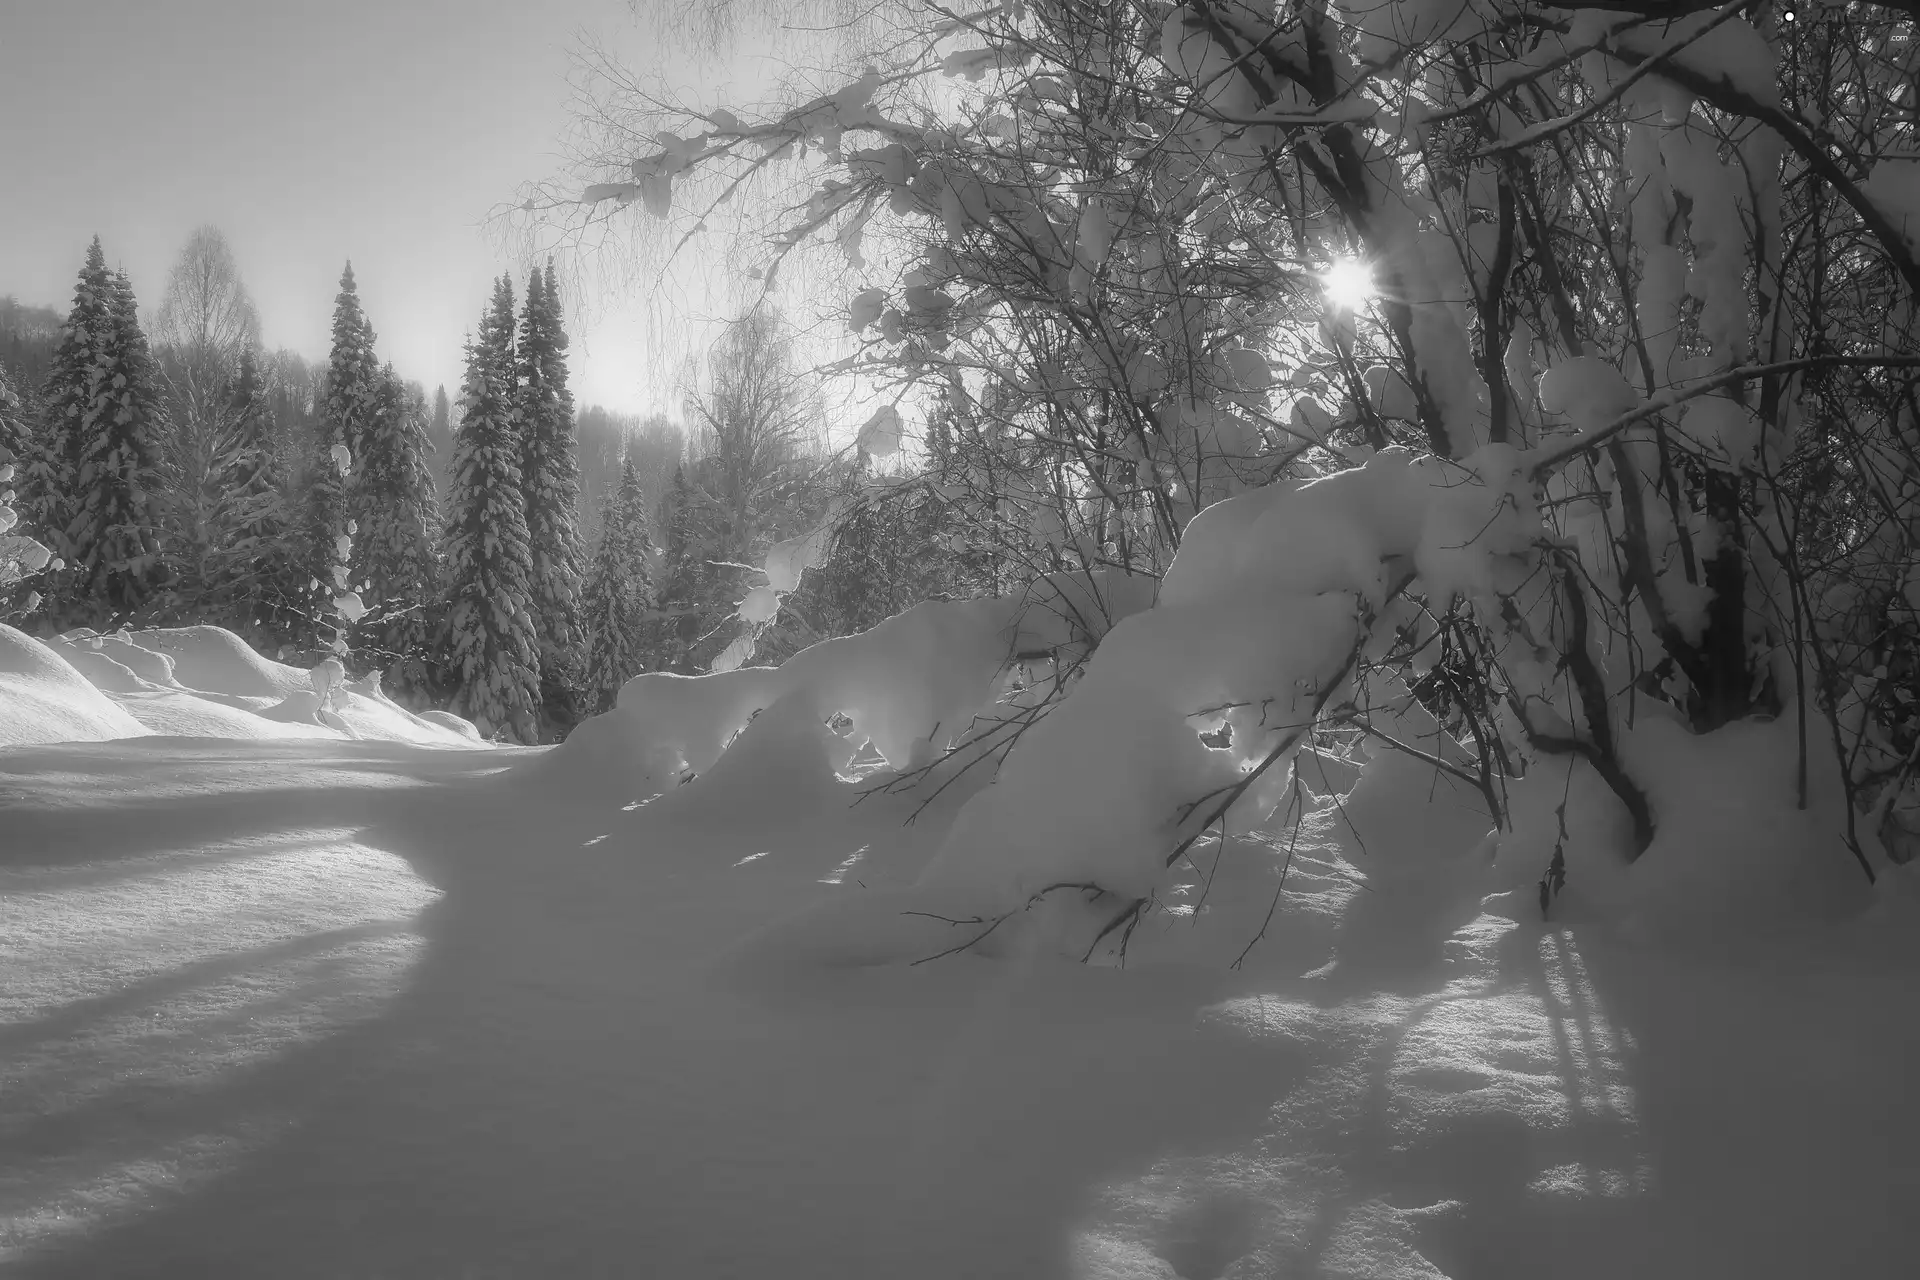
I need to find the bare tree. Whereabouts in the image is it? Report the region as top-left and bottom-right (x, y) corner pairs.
(151, 226), (265, 610)
(681, 307), (820, 565)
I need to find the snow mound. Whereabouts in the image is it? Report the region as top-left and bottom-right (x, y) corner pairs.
(648, 690), (855, 824)
(114, 688), (338, 740)
(62, 631), (184, 687)
(418, 709), (486, 743)
(328, 689), (482, 747)
(0, 625), (150, 747)
(256, 689), (341, 730)
(0, 624), (487, 750)
(48, 646), (148, 694)
(537, 568), (1158, 802)
(1490, 712), (1879, 941)
(123, 626), (314, 700)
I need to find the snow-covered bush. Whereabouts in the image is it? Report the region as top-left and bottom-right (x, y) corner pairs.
(537, 0), (1920, 951)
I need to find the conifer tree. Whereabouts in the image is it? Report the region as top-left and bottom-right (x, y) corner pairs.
(654, 462), (695, 672)
(517, 260), (587, 725)
(208, 346), (297, 642)
(427, 383), (454, 498)
(352, 363), (441, 700)
(33, 248), (170, 625)
(0, 363), (48, 617)
(581, 452), (656, 714)
(0, 362), (26, 470)
(28, 238), (117, 621)
(443, 277), (540, 741)
(297, 262), (374, 654)
(655, 457), (734, 673)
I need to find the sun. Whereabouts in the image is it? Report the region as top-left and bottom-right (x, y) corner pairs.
(1320, 256), (1377, 311)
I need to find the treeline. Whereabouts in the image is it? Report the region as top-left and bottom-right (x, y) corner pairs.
(0, 228), (988, 742)
(0, 231), (695, 741)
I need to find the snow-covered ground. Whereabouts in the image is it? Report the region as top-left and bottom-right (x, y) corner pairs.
(1, 624), (484, 751)
(2, 625), (1916, 1276)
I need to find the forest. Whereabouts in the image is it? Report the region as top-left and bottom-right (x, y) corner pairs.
(0, 229), (896, 742)
(3, 3), (1918, 1274)
(516, 0), (1920, 903)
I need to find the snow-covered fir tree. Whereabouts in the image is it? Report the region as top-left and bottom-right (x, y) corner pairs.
(0, 362), (27, 471)
(581, 452), (656, 714)
(26, 238), (119, 623)
(208, 346), (298, 643)
(0, 362), (51, 618)
(351, 363), (441, 701)
(516, 260), (587, 727)
(426, 383), (453, 500)
(442, 276), (540, 741)
(33, 247), (171, 626)
(296, 262), (374, 655)
(90, 267), (173, 620)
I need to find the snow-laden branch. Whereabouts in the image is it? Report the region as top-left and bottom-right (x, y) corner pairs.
(1528, 355), (1920, 482)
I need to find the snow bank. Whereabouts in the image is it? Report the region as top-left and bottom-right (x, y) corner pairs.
(0, 625), (150, 748)
(1490, 711), (1880, 940)
(418, 709), (486, 743)
(908, 449), (1532, 923)
(541, 450), (1544, 958)
(123, 626), (315, 701)
(537, 568), (1159, 800)
(112, 688), (338, 740)
(0, 624), (487, 750)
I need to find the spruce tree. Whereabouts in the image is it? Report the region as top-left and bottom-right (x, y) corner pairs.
(581, 452), (656, 714)
(0, 362), (26, 469)
(34, 250), (170, 625)
(427, 383), (453, 498)
(442, 277), (540, 741)
(0, 363), (46, 617)
(297, 262), (374, 655)
(352, 363), (441, 700)
(208, 346), (298, 642)
(517, 260), (587, 726)
(29, 238), (117, 621)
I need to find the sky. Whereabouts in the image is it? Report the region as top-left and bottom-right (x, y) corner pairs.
(0, 0), (684, 416)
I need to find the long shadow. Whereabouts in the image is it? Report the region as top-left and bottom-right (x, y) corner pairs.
(1080, 863), (1658, 1279)
(4, 756), (612, 1277)
(1, 832), (338, 894)
(8, 752), (1312, 1279)
(1, 764), (511, 880)
(5, 947), (414, 1165)
(0, 918), (417, 1057)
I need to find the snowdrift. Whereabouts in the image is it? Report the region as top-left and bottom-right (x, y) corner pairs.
(534, 568), (1159, 802)
(0, 624), (486, 750)
(534, 448), (1908, 970)
(0, 625), (150, 748)
(537, 450), (1537, 939)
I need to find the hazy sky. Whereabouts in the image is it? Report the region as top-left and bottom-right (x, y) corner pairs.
(0, 0), (675, 414)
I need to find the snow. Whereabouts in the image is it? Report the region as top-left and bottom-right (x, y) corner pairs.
(3, 705), (1914, 1275)
(541, 567), (1159, 799)
(0, 624), (485, 750)
(0, 625), (149, 748)
(857, 404), (904, 457)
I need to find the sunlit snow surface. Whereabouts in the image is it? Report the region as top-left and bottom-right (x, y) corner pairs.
(1072, 816), (1649, 1278)
(0, 745), (447, 1258)
(2, 733), (1915, 1277)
